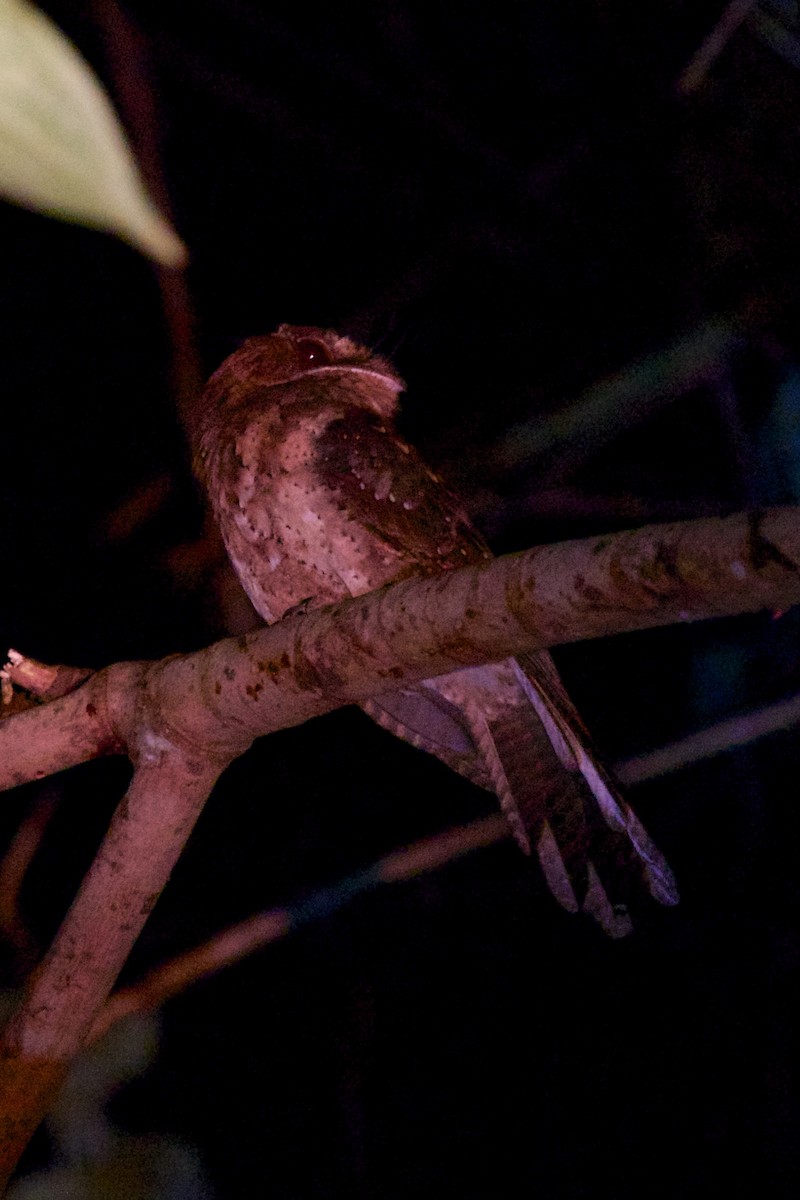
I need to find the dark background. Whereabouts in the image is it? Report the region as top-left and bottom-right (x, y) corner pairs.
(3, 2), (800, 1196)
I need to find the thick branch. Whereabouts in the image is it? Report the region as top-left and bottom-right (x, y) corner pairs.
(2, 507), (799, 791)
(0, 745), (226, 1185)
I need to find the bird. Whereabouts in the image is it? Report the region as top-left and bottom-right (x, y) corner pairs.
(191, 324), (678, 936)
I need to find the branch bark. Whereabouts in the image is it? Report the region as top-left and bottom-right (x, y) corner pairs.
(3, 507), (800, 794)
(0, 506), (798, 1187)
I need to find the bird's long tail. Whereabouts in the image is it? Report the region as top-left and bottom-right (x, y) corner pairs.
(362, 652), (678, 936)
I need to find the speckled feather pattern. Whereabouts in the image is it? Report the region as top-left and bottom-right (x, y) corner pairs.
(198, 376), (489, 621)
(194, 327), (678, 935)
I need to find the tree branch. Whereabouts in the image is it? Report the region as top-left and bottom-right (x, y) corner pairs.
(0, 745), (227, 1186)
(0, 506), (798, 1186)
(2, 507), (800, 794)
(90, 678), (800, 1043)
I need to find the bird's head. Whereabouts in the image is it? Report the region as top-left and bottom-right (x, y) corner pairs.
(199, 325), (405, 428)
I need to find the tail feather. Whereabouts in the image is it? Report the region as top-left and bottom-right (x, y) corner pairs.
(584, 864), (634, 939)
(513, 654), (679, 909)
(361, 652), (678, 935)
(536, 823), (580, 914)
(464, 701), (638, 937)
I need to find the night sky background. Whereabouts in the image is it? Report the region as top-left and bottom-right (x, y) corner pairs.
(3, 2), (800, 1196)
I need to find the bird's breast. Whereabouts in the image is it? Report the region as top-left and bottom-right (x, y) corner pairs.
(212, 406), (411, 623)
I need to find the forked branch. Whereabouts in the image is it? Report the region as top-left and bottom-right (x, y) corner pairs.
(0, 506), (798, 1188)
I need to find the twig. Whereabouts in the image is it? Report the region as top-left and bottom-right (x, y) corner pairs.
(91, 1), (203, 428)
(616, 691), (800, 784)
(1, 649), (92, 705)
(90, 815), (506, 1042)
(1, 649), (93, 719)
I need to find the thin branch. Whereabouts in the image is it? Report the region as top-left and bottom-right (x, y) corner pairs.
(91, 1), (203, 428)
(91, 682), (800, 1039)
(616, 690), (800, 785)
(90, 814), (506, 1042)
(1, 649), (92, 704)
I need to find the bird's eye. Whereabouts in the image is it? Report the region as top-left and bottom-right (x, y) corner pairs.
(294, 338), (332, 368)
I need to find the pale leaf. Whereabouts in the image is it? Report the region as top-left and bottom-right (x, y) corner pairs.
(0, 0), (186, 266)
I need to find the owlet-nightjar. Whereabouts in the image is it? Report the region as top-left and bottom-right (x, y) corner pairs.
(193, 325), (678, 936)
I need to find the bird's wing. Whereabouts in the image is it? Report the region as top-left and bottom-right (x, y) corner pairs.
(314, 404), (678, 933)
(362, 687), (494, 790)
(314, 406), (491, 575)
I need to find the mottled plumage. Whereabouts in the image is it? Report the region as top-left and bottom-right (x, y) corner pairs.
(193, 325), (678, 935)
